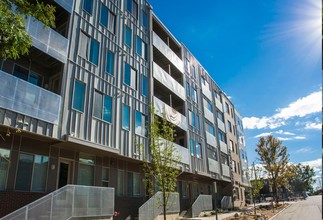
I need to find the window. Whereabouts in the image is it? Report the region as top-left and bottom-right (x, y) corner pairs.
(83, 0), (93, 14)
(229, 140), (234, 152)
(207, 148), (217, 161)
(93, 91), (112, 123)
(78, 32), (99, 65)
(0, 148), (10, 190)
(189, 139), (195, 156)
(78, 154), (95, 186)
(205, 121), (215, 135)
(235, 143), (238, 154)
(73, 80), (85, 112)
(221, 153), (228, 165)
(186, 82), (190, 97)
(136, 36), (142, 56)
(125, 26), (132, 47)
(102, 167), (109, 187)
(142, 11), (147, 28)
(227, 120), (232, 133)
(196, 115), (200, 130)
(127, 172), (140, 196)
(126, 0), (138, 18)
(13, 65), (42, 86)
(185, 58), (190, 73)
(142, 75), (148, 96)
(192, 87), (197, 103)
(117, 170), (124, 196)
(15, 153), (48, 191)
(192, 66), (196, 79)
(218, 131), (226, 143)
(29, 72), (42, 86)
(217, 111), (224, 122)
(225, 102), (230, 113)
(135, 111), (146, 136)
(237, 162), (240, 174)
(182, 181), (189, 198)
(196, 143), (202, 159)
(105, 50), (114, 74)
(189, 111), (195, 127)
(122, 105), (130, 130)
(100, 4), (109, 27)
(124, 63), (137, 88)
(232, 160), (237, 173)
(206, 99), (212, 112)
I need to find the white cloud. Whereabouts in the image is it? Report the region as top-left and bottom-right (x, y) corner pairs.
(243, 90), (322, 130)
(276, 130), (295, 135)
(301, 158), (322, 168)
(254, 132), (272, 138)
(305, 122), (321, 130)
(277, 137), (292, 141)
(294, 147), (313, 154)
(294, 136), (306, 140)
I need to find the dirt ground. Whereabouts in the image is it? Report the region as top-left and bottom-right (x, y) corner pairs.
(223, 203), (289, 220)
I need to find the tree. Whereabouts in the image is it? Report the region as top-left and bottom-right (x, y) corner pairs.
(248, 162), (264, 214)
(255, 135), (293, 204)
(142, 106), (180, 220)
(289, 163), (316, 194)
(0, 0), (56, 60)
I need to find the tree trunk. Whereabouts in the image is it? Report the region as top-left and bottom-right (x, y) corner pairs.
(163, 191), (166, 220)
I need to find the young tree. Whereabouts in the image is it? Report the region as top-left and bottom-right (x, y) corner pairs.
(248, 162), (264, 214)
(142, 106), (180, 220)
(0, 0), (56, 60)
(289, 163), (316, 194)
(255, 135), (292, 204)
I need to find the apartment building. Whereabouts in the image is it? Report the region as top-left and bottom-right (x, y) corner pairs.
(0, 0), (249, 218)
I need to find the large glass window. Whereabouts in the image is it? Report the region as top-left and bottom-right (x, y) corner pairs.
(142, 11), (147, 28)
(127, 172), (140, 196)
(100, 4), (109, 27)
(218, 131), (226, 143)
(227, 120), (232, 133)
(229, 140), (234, 152)
(135, 111), (146, 136)
(73, 80), (85, 112)
(78, 154), (95, 186)
(142, 75), (148, 96)
(207, 148), (217, 161)
(105, 50), (114, 74)
(189, 111), (195, 127)
(126, 0), (138, 18)
(206, 99), (212, 112)
(15, 153), (48, 191)
(225, 102), (230, 113)
(102, 167), (109, 187)
(0, 148), (10, 190)
(124, 63), (137, 88)
(205, 121), (215, 135)
(221, 153), (229, 165)
(186, 82), (190, 97)
(89, 38), (99, 65)
(136, 36), (142, 56)
(93, 91), (112, 123)
(122, 105), (130, 130)
(217, 110), (224, 122)
(192, 87), (197, 103)
(83, 0), (93, 14)
(125, 26), (132, 47)
(196, 143), (202, 159)
(189, 139), (195, 156)
(117, 170), (124, 196)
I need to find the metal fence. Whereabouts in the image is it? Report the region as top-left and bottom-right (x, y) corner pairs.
(139, 192), (180, 220)
(192, 194), (213, 218)
(0, 185), (115, 220)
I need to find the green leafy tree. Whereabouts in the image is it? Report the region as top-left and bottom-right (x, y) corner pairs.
(255, 135), (293, 204)
(248, 162), (264, 214)
(0, 0), (56, 60)
(142, 106), (180, 220)
(289, 163), (316, 194)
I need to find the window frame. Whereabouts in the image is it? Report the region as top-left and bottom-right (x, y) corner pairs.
(72, 80), (86, 112)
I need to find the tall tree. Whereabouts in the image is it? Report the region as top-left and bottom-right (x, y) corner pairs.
(0, 0), (56, 60)
(289, 163), (316, 194)
(255, 135), (292, 204)
(142, 106), (180, 220)
(248, 162), (265, 214)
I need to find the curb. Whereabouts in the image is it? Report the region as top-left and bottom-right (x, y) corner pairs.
(268, 204), (291, 220)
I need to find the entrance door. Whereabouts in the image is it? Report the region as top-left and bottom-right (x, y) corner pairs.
(58, 159), (73, 188)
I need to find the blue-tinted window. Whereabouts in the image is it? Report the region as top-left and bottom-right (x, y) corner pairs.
(207, 100), (212, 112)
(218, 131), (226, 143)
(93, 91), (103, 118)
(190, 111), (195, 127)
(106, 50), (114, 74)
(83, 0), (93, 14)
(142, 75), (148, 96)
(192, 87), (197, 102)
(124, 63), (131, 86)
(125, 27), (132, 47)
(196, 143), (202, 159)
(135, 111), (146, 136)
(190, 139), (195, 156)
(100, 4), (109, 27)
(186, 82), (190, 97)
(13, 65), (28, 81)
(136, 36), (142, 56)
(103, 95), (112, 122)
(126, 0), (132, 12)
(89, 38), (99, 65)
(196, 115), (200, 130)
(29, 73), (42, 86)
(228, 120), (232, 132)
(122, 105), (130, 130)
(142, 11), (147, 28)
(206, 121), (215, 135)
(73, 81), (85, 112)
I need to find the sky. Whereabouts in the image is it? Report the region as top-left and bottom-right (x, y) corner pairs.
(148, 0), (322, 185)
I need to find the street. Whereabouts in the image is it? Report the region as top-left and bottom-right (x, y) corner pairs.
(272, 195), (322, 220)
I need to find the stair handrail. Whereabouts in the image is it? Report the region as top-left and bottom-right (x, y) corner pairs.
(191, 194), (213, 217)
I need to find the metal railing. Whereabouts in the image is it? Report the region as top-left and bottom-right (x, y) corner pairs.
(191, 194), (212, 218)
(139, 192), (180, 220)
(0, 185), (115, 220)
(0, 70), (61, 125)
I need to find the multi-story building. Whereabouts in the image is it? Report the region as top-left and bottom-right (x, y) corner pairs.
(0, 0), (249, 218)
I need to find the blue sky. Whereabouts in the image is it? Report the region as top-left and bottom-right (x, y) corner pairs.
(148, 0), (321, 181)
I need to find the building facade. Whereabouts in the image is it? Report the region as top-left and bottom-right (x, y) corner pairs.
(0, 0), (249, 218)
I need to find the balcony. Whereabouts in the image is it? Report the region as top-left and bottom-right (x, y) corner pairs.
(153, 62), (185, 100)
(205, 131), (217, 147)
(153, 96), (187, 131)
(54, 0), (74, 13)
(204, 108), (214, 124)
(25, 16), (69, 63)
(157, 137), (189, 165)
(217, 119), (226, 132)
(208, 158), (220, 174)
(0, 70), (61, 124)
(153, 32), (183, 73)
(222, 164), (230, 177)
(216, 98), (223, 112)
(220, 141), (228, 154)
(201, 84), (212, 101)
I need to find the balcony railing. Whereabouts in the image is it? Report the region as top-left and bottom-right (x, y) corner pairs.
(153, 96), (187, 131)
(158, 137), (189, 165)
(55, 0), (74, 13)
(153, 62), (185, 100)
(217, 119), (226, 132)
(215, 98), (223, 112)
(139, 191), (180, 220)
(208, 158), (220, 174)
(25, 16), (69, 63)
(222, 164), (230, 177)
(205, 131), (217, 147)
(153, 32), (184, 73)
(220, 141), (228, 154)
(204, 108), (214, 124)
(0, 70), (61, 124)
(0, 185), (115, 220)
(201, 84), (212, 101)
(191, 194), (213, 218)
